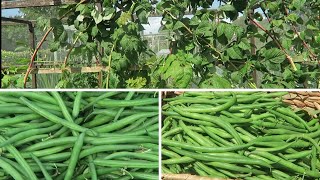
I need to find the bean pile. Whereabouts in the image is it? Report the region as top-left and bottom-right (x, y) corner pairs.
(0, 91), (159, 180)
(162, 91), (320, 180)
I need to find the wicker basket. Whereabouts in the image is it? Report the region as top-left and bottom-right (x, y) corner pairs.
(282, 91), (320, 118)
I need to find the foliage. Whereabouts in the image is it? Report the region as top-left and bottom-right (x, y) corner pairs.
(156, 0), (319, 88)
(3, 0), (319, 88)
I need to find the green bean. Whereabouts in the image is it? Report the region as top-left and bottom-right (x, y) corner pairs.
(3, 92), (57, 105)
(162, 165), (173, 174)
(82, 114), (114, 128)
(178, 94), (236, 113)
(129, 172), (158, 180)
(194, 164), (209, 176)
(179, 120), (213, 146)
(220, 111), (253, 123)
(195, 162), (227, 178)
(0, 114), (41, 127)
(252, 151), (320, 177)
(81, 92), (120, 110)
(88, 155), (98, 180)
(20, 97), (96, 136)
(162, 139), (252, 152)
(40, 152), (71, 162)
(96, 98), (158, 107)
(169, 147), (271, 168)
(229, 101), (282, 111)
(133, 106), (159, 112)
(51, 92), (79, 136)
(72, 91), (82, 118)
(103, 151), (158, 162)
(267, 109), (304, 129)
(171, 115), (216, 126)
(132, 116), (159, 131)
(79, 145), (142, 159)
(25, 135), (156, 152)
(0, 157), (25, 180)
(276, 107), (312, 132)
(206, 162), (266, 175)
(251, 121), (308, 133)
(31, 154), (53, 180)
(117, 117), (147, 133)
(14, 134), (49, 147)
(162, 156), (194, 164)
(64, 132), (86, 180)
(0, 123), (61, 147)
(94, 159), (158, 169)
(113, 91), (135, 121)
(122, 123), (159, 136)
(171, 105), (243, 144)
(271, 170), (290, 179)
(162, 149), (181, 158)
(0, 106), (34, 114)
(4, 121), (54, 136)
(7, 144), (73, 159)
(282, 150), (312, 160)
(0, 135), (37, 180)
(92, 112), (157, 133)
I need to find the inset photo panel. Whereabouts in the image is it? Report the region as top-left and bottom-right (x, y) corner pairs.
(161, 91), (320, 180)
(0, 91), (160, 180)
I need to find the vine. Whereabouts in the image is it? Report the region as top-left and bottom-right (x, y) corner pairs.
(21, 0), (319, 88)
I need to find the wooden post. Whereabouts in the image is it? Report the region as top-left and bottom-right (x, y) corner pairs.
(28, 23), (37, 88)
(97, 2), (103, 88)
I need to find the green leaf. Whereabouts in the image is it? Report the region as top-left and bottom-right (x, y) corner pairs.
(79, 33), (89, 43)
(287, 14), (298, 22)
(120, 35), (139, 52)
(173, 21), (185, 30)
(190, 16), (200, 26)
(262, 48), (285, 64)
(91, 10), (103, 24)
(307, 24), (318, 30)
(86, 42), (97, 52)
(217, 23), (226, 37)
(50, 18), (64, 39)
(272, 20), (283, 27)
(283, 68), (293, 80)
(267, 2), (279, 13)
(291, 0), (306, 10)
(238, 39), (251, 51)
(281, 38), (292, 49)
(91, 25), (99, 37)
(224, 24), (234, 41)
(137, 10), (148, 24)
(76, 14), (85, 22)
(219, 4), (236, 12)
(1, 75), (11, 87)
(196, 22), (212, 37)
(49, 41), (60, 52)
(226, 46), (243, 59)
(200, 74), (231, 88)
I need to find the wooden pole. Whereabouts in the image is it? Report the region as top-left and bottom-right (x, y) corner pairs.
(28, 23), (37, 88)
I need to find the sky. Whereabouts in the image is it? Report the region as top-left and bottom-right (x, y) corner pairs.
(1, 1), (222, 34)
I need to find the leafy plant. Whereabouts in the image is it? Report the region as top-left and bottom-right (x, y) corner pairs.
(14, 0), (319, 88)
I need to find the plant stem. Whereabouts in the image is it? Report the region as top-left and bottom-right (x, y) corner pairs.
(63, 32), (82, 66)
(106, 44), (115, 89)
(282, 1), (317, 61)
(248, 17), (297, 71)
